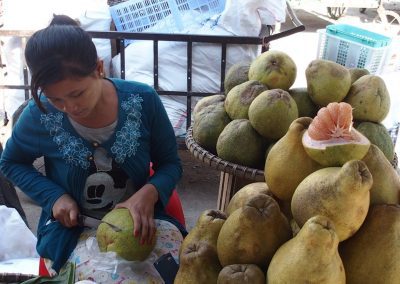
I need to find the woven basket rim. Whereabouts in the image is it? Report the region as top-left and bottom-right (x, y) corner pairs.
(185, 126), (265, 182)
(185, 125), (398, 180)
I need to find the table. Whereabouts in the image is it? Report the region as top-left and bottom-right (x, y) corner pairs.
(185, 126), (265, 212)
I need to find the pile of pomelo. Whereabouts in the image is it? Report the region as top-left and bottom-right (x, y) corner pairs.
(192, 50), (396, 169)
(183, 50), (400, 283)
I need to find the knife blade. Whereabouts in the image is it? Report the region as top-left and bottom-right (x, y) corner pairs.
(78, 214), (122, 232)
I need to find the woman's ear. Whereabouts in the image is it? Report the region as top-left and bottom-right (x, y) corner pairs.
(96, 59), (105, 77)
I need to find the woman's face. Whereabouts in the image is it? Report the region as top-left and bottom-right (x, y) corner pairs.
(43, 73), (103, 120)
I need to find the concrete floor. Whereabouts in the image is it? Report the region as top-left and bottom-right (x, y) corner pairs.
(7, 7), (400, 236)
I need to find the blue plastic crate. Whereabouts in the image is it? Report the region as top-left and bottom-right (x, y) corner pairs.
(326, 24), (391, 48)
(109, 0), (225, 34)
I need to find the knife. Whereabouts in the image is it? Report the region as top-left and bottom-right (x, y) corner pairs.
(78, 214), (122, 232)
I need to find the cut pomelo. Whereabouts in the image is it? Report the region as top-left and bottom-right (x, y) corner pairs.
(302, 102), (370, 166)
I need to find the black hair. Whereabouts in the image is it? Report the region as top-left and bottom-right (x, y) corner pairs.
(25, 15), (98, 112)
(49, 14), (81, 26)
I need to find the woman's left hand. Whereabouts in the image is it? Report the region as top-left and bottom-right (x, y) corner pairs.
(115, 184), (159, 245)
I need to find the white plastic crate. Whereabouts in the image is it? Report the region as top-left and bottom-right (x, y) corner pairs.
(316, 29), (390, 74)
(109, 0), (225, 34)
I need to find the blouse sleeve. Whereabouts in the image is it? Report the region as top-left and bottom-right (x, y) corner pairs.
(0, 103), (66, 216)
(147, 90), (183, 207)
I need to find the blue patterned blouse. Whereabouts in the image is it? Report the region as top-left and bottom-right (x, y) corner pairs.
(0, 78), (183, 272)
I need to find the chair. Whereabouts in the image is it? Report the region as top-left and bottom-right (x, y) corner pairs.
(149, 162), (186, 227)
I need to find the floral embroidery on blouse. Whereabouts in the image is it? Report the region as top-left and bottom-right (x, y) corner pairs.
(41, 112), (91, 169)
(111, 94), (143, 163)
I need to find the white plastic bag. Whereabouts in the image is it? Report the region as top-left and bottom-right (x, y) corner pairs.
(0, 205), (38, 261)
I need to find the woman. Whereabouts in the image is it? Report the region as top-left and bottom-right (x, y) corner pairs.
(0, 15), (186, 279)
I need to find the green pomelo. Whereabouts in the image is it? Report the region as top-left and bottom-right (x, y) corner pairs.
(349, 67), (370, 84)
(344, 75), (390, 123)
(96, 208), (155, 261)
(193, 94), (225, 121)
(248, 50), (297, 90)
(356, 121), (395, 162)
(216, 119), (267, 169)
(288, 87), (319, 118)
(248, 89), (298, 140)
(193, 103), (231, 154)
(224, 80), (268, 120)
(224, 61), (251, 95)
(305, 59), (351, 106)
(302, 128), (370, 167)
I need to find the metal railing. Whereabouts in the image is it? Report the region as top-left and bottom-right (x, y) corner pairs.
(0, 2), (304, 133)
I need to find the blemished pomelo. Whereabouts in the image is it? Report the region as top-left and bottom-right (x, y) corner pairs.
(216, 119), (267, 169)
(248, 50), (297, 90)
(192, 103), (231, 154)
(96, 208), (155, 261)
(224, 61), (251, 95)
(302, 102), (370, 166)
(248, 89), (298, 140)
(344, 75), (390, 123)
(305, 59), (351, 107)
(224, 80), (268, 120)
(193, 94), (225, 121)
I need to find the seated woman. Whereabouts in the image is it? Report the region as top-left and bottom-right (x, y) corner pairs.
(0, 15), (186, 282)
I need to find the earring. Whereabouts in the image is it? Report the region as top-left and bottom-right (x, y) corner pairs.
(100, 72), (104, 77)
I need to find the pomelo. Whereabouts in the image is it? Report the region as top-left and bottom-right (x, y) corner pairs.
(305, 59), (351, 107)
(344, 75), (390, 123)
(216, 119), (267, 169)
(302, 102), (370, 166)
(224, 61), (251, 95)
(193, 94), (225, 121)
(96, 208), (155, 261)
(288, 87), (319, 118)
(192, 103), (231, 154)
(248, 50), (297, 90)
(224, 80), (268, 120)
(356, 121), (395, 162)
(248, 89), (298, 140)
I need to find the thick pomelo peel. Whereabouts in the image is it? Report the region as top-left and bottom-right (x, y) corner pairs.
(302, 102), (370, 166)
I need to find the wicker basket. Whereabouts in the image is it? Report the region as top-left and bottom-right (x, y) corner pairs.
(186, 125), (398, 175)
(185, 126), (265, 182)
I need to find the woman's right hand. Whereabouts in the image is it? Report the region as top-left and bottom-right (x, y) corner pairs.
(52, 194), (80, 228)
